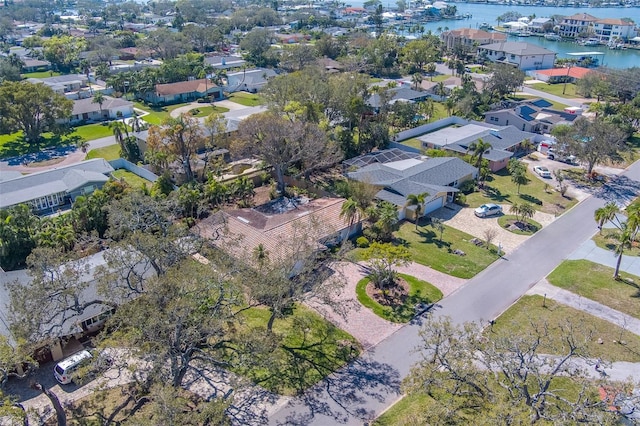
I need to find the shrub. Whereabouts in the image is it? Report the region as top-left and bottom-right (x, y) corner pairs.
(454, 193), (467, 206)
(459, 180), (476, 194)
(356, 236), (370, 248)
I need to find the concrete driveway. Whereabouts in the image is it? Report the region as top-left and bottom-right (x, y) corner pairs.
(430, 203), (556, 255)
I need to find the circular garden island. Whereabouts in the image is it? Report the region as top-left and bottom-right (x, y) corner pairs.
(356, 273), (443, 323)
(498, 215), (542, 236)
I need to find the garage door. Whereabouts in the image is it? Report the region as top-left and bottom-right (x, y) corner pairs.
(424, 196), (444, 214)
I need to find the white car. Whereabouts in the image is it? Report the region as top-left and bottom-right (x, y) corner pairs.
(533, 166), (552, 178)
(474, 203), (503, 218)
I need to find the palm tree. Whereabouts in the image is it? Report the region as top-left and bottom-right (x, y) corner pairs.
(405, 192), (429, 229)
(109, 121), (128, 157)
(467, 138), (493, 168)
(594, 202), (620, 233)
(92, 92), (105, 118)
(340, 198), (360, 245)
(429, 217), (445, 242)
(411, 72), (423, 91)
(519, 202), (535, 224)
(376, 201), (399, 242)
(253, 244), (269, 270)
(509, 202), (521, 222)
(425, 62), (436, 81)
(613, 223), (634, 279)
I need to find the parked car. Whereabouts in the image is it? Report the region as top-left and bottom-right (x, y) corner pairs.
(533, 166), (552, 178)
(54, 349), (113, 385)
(474, 203), (503, 218)
(547, 149), (577, 165)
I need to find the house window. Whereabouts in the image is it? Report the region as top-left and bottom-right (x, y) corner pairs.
(83, 185), (96, 195)
(506, 120), (509, 125)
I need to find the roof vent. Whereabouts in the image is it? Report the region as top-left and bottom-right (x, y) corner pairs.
(489, 130), (502, 139)
(237, 216), (250, 224)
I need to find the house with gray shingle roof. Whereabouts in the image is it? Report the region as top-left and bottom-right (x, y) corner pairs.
(476, 41), (556, 70)
(367, 87), (431, 112)
(417, 123), (537, 171)
(70, 96), (134, 123)
(484, 98), (579, 134)
(346, 151), (477, 221)
(0, 159), (114, 214)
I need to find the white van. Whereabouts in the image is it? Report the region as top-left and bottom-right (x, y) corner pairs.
(53, 350), (92, 384)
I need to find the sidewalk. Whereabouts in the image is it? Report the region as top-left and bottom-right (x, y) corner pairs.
(568, 238), (640, 277)
(527, 279), (640, 336)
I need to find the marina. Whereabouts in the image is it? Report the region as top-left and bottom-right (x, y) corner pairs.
(346, 3), (640, 68)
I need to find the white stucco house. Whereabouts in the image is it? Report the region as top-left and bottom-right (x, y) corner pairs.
(476, 42), (556, 71)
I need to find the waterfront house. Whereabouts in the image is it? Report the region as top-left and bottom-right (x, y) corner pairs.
(558, 13), (598, 39)
(476, 42), (555, 71)
(592, 18), (637, 44)
(529, 66), (591, 83)
(440, 28), (507, 51)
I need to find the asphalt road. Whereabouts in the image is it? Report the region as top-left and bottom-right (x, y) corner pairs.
(268, 161), (640, 425)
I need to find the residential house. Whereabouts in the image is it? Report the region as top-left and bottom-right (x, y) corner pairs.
(27, 74), (90, 98)
(367, 86), (430, 112)
(593, 18), (637, 44)
(529, 66), (591, 83)
(70, 96), (134, 123)
(417, 123), (538, 171)
(528, 17), (552, 34)
(195, 197), (358, 265)
(21, 58), (51, 73)
(0, 159), (114, 213)
(440, 28), (507, 51)
(0, 248), (152, 362)
(345, 149), (477, 219)
(558, 13), (598, 39)
(274, 33), (312, 44)
(225, 68), (277, 93)
(476, 42), (556, 71)
(484, 98), (579, 134)
(144, 78), (223, 105)
(204, 55), (247, 70)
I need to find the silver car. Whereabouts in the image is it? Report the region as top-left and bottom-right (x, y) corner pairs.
(474, 203), (502, 218)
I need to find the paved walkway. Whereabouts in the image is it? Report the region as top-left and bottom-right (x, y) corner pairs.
(527, 279), (640, 336)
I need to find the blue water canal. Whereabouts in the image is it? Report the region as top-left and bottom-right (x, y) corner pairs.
(348, 3), (640, 68)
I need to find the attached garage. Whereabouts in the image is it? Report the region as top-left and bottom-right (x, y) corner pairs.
(424, 195), (445, 214)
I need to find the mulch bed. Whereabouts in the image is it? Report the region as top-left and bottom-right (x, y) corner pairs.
(365, 277), (410, 307)
(505, 219), (537, 233)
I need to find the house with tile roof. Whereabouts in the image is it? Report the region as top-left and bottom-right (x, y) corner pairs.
(476, 42), (556, 71)
(144, 78), (223, 105)
(0, 158), (114, 214)
(417, 123), (537, 172)
(346, 150), (477, 220)
(558, 13), (598, 39)
(440, 28), (507, 51)
(195, 197), (357, 265)
(484, 98), (579, 134)
(529, 66), (591, 83)
(593, 18), (636, 44)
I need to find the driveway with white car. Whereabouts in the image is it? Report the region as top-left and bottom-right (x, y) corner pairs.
(430, 203), (556, 254)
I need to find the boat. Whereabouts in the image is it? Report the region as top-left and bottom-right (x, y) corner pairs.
(580, 38), (600, 46)
(544, 33), (562, 41)
(479, 22), (493, 30)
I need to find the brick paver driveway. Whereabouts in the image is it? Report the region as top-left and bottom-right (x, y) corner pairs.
(430, 204), (556, 255)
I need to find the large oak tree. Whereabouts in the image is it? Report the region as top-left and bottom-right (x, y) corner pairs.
(0, 81), (73, 146)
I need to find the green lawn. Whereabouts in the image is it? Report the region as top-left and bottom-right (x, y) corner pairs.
(21, 70), (62, 79)
(466, 168), (577, 215)
(0, 123), (116, 158)
(356, 273), (443, 323)
(493, 295), (640, 362)
(401, 138), (423, 150)
(233, 304), (360, 395)
(71, 123), (114, 141)
(430, 74), (452, 82)
(189, 105), (229, 117)
(593, 229), (640, 257)
(111, 169), (153, 189)
(384, 221), (499, 279)
(547, 259), (640, 320)
(227, 92), (265, 107)
(529, 82), (578, 99)
(85, 144), (121, 161)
